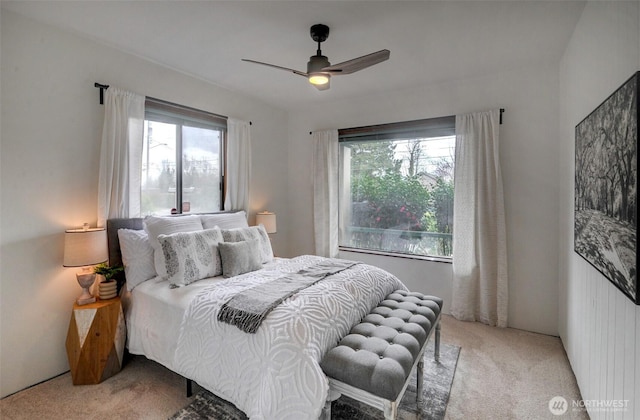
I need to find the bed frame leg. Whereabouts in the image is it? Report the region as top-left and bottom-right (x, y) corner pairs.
(186, 378), (193, 397)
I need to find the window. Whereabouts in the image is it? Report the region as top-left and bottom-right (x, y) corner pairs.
(338, 116), (456, 260)
(142, 99), (226, 215)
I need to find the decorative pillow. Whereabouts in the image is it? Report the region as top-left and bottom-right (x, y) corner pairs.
(117, 229), (156, 291)
(144, 215), (203, 278)
(218, 239), (262, 278)
(200, 211), (249, 230)
(221, 225), (273, 263)
(158, 227), (224, 287)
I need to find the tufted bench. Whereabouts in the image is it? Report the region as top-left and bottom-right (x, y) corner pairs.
(320, 290), (442, 420)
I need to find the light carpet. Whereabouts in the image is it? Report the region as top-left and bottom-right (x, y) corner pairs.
(170, 342), (459, 420)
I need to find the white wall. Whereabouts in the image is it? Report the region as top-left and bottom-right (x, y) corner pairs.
(287, 61), (561, 335)
(558, 2), (639, 418)
(0, 10), (289, 398)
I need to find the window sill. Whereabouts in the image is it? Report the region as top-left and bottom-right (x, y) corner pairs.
(339, 247), (452, 264)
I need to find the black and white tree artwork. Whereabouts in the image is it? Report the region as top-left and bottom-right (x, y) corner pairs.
(575, 72), (638, 304)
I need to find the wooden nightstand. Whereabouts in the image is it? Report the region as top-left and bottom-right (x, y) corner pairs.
(65, 297), (126, 385)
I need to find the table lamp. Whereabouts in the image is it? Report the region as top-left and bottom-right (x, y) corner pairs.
(255, 211), (277, 234)
(63, 225), (108, 305)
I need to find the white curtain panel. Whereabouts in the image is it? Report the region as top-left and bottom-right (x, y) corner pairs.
(224, 118), (252, 212)
(451, 109), (508, 327)
(97, 87), (145, 227)
(312, 129), (339, 258)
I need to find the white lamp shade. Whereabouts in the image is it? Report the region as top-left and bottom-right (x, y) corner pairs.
(63, 228), (108, 267)
(256, 212), (277, 234)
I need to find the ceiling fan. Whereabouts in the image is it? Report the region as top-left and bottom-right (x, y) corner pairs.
(242, 24), (390, 91)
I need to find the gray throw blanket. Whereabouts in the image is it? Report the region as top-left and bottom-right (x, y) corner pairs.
(218, 259), (358, 333)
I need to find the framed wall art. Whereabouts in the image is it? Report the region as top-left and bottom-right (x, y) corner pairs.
(575, 71), (639, 305)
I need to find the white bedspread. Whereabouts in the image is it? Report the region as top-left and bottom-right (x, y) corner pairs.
(173, 255), (406, 420)
(124, 275), (217, 371)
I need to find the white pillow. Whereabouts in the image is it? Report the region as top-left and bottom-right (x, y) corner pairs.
(158, 227), (224, 287)
(221, 225), (273, 263)
(144, 215), (204, 278)
(218, 239), (262, 278)
(200, 211), (249, 230)
(117, 229), (156, 291)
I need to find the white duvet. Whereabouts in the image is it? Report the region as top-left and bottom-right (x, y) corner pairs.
(173, 255), (406, 420)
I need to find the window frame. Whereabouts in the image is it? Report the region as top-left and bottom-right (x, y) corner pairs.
(143, 98), (227, 215)
(338, 116), (456, 262)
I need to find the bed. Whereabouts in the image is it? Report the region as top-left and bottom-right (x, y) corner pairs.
(106, 212), (407, 420)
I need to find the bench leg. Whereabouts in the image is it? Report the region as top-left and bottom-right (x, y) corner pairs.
(321, 398), (331, 420)
(321, 388), (341, 420)
(416, 358), (424, 406)
(383, 401), (398, 420)
(435, 321), (441, 362)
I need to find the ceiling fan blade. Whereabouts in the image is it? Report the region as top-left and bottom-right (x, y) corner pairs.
(241, 59), (308, 77)
(322, 49), (390, 75)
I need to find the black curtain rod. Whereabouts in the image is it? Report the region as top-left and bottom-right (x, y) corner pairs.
(310, 108), (505, 134)
(93, 82), (251, 125)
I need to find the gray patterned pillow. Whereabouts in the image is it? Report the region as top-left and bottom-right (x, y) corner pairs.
(158, 227), (223, 287)
(221, 225), (273, 263)
(218, 239), (263, 278)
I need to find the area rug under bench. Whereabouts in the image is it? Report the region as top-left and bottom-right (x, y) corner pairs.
(170, 342), (460, 420)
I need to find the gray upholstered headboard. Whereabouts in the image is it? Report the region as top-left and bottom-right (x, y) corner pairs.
(106, 211), (240, 270)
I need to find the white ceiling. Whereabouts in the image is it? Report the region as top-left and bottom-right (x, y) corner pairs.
(2, 0), (586, 112)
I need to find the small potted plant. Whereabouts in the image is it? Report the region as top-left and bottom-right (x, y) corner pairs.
(94, 263), (124, 300)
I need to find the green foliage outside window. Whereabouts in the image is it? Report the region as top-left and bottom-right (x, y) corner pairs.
(352, 171), (430, 231)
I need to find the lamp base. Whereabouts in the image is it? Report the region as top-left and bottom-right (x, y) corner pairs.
(77, 296), (96, 305)
(76, 272), (96, 306)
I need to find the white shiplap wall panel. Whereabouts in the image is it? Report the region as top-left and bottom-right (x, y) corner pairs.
(573, 258), (586, 402)
(595, 278), (604, 420)
(606, 286), (615, 420)
(634, 309), (639, 420)
(591, 267), (601, 419)
(571, 257), (638, 420)
(600, 278), (609, 420)
(613, 300), (625, 420)
(585, 261), (596, 410)
(622, 303), (636, 420)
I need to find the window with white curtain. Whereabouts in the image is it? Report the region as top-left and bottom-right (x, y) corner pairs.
(338, 116), (455, 260)
(142, 99), (226, 215)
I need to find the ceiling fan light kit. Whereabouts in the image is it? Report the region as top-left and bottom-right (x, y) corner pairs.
(242, 24), (389, 91)
(309, 74), (330, 85)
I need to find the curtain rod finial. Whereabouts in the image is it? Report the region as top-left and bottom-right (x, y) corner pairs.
(94, 82), (109, 105)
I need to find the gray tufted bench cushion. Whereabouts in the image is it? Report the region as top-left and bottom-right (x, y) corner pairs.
(320, 290), (442, 420)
